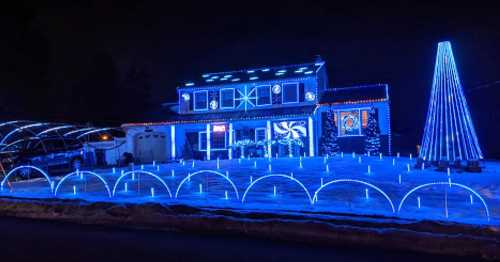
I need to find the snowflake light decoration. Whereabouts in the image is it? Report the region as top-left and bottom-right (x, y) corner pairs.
(235, 86), (257, 111)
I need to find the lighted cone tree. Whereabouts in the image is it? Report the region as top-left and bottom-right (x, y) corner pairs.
(364, 107), (381, 155)
(420, 41), (483, 164)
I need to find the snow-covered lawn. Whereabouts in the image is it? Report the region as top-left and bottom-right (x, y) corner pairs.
(1, 155), (499, 226)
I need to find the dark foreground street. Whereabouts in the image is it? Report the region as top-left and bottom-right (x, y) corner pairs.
(0, 216), (481, 262)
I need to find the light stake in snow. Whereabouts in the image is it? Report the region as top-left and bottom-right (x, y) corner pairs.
(192, 161), (195, 168)
(379, 153), (382, 160)
(250, 176), (253, 183)
(268, 164), (272, 172)
(217, 158), (220, 169)
(187, 173), (191, 182)
(417, 196), (421, 209)
(365, 188), (369, 200)
(290, 172), (294, 178)
(124, 182), (128, 193)
(199, 184), (203, 194)
(392, 158), (396, 166)
(73, 185), (76, 196)
(156, 165), (160, 172)
(112, 167), (116, 174)
(121, 170), (124, 175)
(273, 185), (277, 197)
(341, 152), (344, 158)
(358, 157), (362, 164)
(299, 158), (303, 168)
(132, 172), (135, 181)
(325, 164), (330, 173)
(140, 164), (144, 170)
(253, 160), (257, 169)
(397, 152), (400, 158)
(320, 177), (324, 186)
(50, 181), (55, 192)
(367, 165), (371, 175)
(152, 160), (156, 166)
(238, 158), (242, 164)
(447, 167), (451, 177)
(469, 194), (474, 205)
(352, 152), (356, 158)
(171, 169), (175, 178)
(226, 171), (229, 178)
(224, 190), (228, 200)
(407, 163), (410, 173)
(398, 174), (401, 184)
(151, 187), (155, 197)
(275, 153), (278, 159)
(421, 162), (425, 170)
(410, 154), (412, 161)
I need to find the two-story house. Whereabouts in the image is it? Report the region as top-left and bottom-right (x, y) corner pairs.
(122, 58), (391, 163)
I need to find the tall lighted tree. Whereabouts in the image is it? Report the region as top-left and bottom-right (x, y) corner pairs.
(420, 41), (483, 163)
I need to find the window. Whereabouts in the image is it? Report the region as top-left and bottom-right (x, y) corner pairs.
(282, 83), (299, 103)
(339, 110), (361, 136)
(198, 131), (227, 151)
(256, 85), (271, 106)
(194, 90), (208, 111)
(220, 88), (235, 109)
(255, 128), (267, 142)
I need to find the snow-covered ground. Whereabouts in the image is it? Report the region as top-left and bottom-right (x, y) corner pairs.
(1, 155), (499, 226)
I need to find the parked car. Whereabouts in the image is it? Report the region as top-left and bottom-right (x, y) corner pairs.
(0, 137), (86, 178)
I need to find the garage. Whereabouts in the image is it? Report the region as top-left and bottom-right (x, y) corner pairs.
(134, 132), (167, 163)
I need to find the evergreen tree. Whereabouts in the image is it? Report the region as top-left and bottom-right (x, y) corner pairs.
(319, 110), (340, 155)
(364, 107), (381, 154)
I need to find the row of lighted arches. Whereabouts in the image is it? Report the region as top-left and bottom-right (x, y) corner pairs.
(0, 166), (491, 221)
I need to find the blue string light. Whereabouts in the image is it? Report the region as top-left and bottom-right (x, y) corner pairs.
(420, 41), (483, 162)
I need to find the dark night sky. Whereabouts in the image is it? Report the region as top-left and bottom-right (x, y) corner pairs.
(1, 1), (499, 158)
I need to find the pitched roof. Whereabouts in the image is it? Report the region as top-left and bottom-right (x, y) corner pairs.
(179, 60), (325, 89)
(319, 84), (389, 105)
(122, 105), (315, 127)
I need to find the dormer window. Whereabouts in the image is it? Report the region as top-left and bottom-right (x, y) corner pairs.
(220, 88), (235, 109)
(256, 85), (271, 106)
(282, 83), (299, 103)
(194, 90), (208, 111)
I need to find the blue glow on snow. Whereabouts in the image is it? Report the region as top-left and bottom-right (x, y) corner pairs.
(54, 170), (112, 198)
(112, 170), (172, 198)
(242, 174), (313, 205)
(1, 165), (53, 193)
(175, 170), (239, 199)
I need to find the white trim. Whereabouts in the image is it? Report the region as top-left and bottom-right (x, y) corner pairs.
(266, 121), (272, 157)
(228, 123), (233, 159)
(308, 117), (314, 157)
(282, 82), (300, 104)
(206, 124), (211, 160)
(193, 90), (208, 111)
(256, 85), (272, 106)
(255, 127), (267, 142)
(219, 88), (235, 109)
(336, 107), (372, 137)
(170, 125), (176, 159)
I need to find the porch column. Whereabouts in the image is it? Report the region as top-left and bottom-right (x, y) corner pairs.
(308, 116), (314, 157)
(170, 125), (176, 160)
(206, 123), (211, 160)
(266, 120), (272, 158)
(228, 122), (233, 160)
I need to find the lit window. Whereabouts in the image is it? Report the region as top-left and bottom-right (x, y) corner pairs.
(255, 128), (266, 142)
(193, 90), (208, 111)
(220, 88), (235, 109)
(339, 110), (361, 136)
(282, 83), (299, 103)
(256, 85), (271, 106)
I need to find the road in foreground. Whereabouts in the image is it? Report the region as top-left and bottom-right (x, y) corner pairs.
(0, 216), (482, 262)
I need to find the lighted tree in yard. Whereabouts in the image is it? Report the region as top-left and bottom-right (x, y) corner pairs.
(420, 41), (483, 163)
(319, 110), (340, 156)
(364, 107), (381, 155)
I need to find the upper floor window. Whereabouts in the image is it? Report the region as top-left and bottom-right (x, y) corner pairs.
(194, 90), (208, 111)
(282, 83), (299, 103)
(220, 88), (235, 109)
(256, 85), (271, 106)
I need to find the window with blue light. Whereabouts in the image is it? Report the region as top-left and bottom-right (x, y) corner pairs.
(282, 83), (299, 103)
(194, 90), (208, 111)
(256, 85), (271, 106)
(220, 88), (235, 109)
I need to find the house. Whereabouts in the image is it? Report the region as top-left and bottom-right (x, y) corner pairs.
(122, 58), (391, 163)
